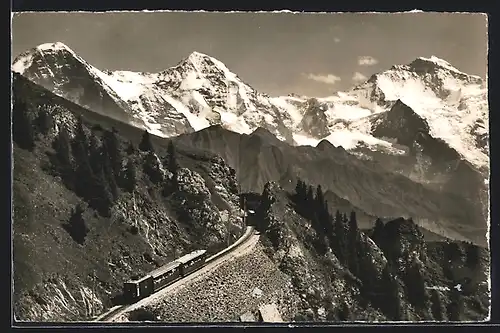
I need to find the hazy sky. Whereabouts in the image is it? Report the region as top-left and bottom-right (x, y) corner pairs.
(11, 12), (488, 97)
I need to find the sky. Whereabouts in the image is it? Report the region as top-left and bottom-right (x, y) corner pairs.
(11, 12), (488, 97)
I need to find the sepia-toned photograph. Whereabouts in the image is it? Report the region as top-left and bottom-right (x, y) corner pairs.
(11, 11), (490, 323)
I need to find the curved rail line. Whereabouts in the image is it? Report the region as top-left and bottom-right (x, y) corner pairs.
(94, 226), (256, 322)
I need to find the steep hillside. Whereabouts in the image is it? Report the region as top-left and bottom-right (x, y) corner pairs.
(127, 182), (489, 322)
(251, 182), (489, 322)
(12, 73), (245, 321)
(172, 126), (487, 246)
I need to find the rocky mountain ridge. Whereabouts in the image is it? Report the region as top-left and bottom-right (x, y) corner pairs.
(12, 42), (489, 173)
(172, 124), (488, 247)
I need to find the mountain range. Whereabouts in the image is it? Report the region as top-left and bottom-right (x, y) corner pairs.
(12, 42), (490, 246)
(11, 41), (491, 322)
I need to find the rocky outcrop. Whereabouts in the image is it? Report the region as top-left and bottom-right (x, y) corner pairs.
(299, 98), (330, 138)
(371, 100), (430, 147)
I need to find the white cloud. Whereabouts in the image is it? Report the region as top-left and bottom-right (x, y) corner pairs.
(334, 37), (341, 43)
(358, 56), (378, 66)
(352, 71), (368, 84)
(305, 73), (341, 85)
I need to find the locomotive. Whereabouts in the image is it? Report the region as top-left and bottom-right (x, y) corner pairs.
(122, 249), (208, 303)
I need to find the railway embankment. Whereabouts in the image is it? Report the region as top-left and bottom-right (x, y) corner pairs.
(125, 242), (302, 322)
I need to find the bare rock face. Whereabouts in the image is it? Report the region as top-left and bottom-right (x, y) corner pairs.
(173, 168), (225, 243)
(379, 218), (426, 261)
(371, 100), (431, 147)
(299, 98), (330, 139)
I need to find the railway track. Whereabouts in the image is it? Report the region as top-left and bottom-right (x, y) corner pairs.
(96, 305), (126, 322)
(94, 226), (257, 322)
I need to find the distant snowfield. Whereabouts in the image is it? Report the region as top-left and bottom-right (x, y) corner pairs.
(12, 43), (489, 169)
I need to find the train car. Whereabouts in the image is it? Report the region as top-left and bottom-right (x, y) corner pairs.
(176, 249), (208, 276)
(123, 275), (154, 303)
(122, 249), (208, 304)
(149, 261), (182, 292)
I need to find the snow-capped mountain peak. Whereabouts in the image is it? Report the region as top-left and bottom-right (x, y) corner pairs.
(37, 41), (72, 52)
(12, 43), (489, 171)
(412, 55), (482, 80)
(183, 51), (228, 71)
(13, 42), (75, 75)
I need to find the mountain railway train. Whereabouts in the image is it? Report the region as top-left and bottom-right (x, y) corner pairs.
(122, 249), (208, 303)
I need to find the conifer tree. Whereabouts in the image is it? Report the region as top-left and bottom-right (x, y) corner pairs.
(166, 141), (178, 171)
(315, 185), (326, 210)
(311, 212), (327, 255)
(166, 140), (179, 189)
(447, 288), (462, 321)
(342, 213), (348, 225)
(90, 166), (114, 217)
(445, 242), (463, 262)
(72, 139), (94, 200)
(333, 209), (347, 264)
(295, 179), (307, 202)
(72, 117), (90, 162)
(315, 185), (331, 236)
(348, 211), (359, 236)
(404, 261), (428, 309)
(347, 211), (360, 275)
(139, 130), (154, 152)
(88, 133), (102, 175)
(444, 242), (464, 280)
(122, 160), (137, 193)
(73, 116), (87, 144)
(337, 302), (351, 321)
(143, 151), (163, 184)
(12, 98), (35, 151)
(126, 141), (136, 155)
(103, 128), (122, 177)
(430, 289), (446, 321)
(64, 203), (89, 245)
(35, 109), (54, 135)
(381, 265), (404, 320)
(52, 126), (73, 184)
(101, 144), (119, 201)
(372, 218), (385, 247)
(293, 179), (308, 218)
(306, 185), (314, 204)
(465, 242), (480, 269)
